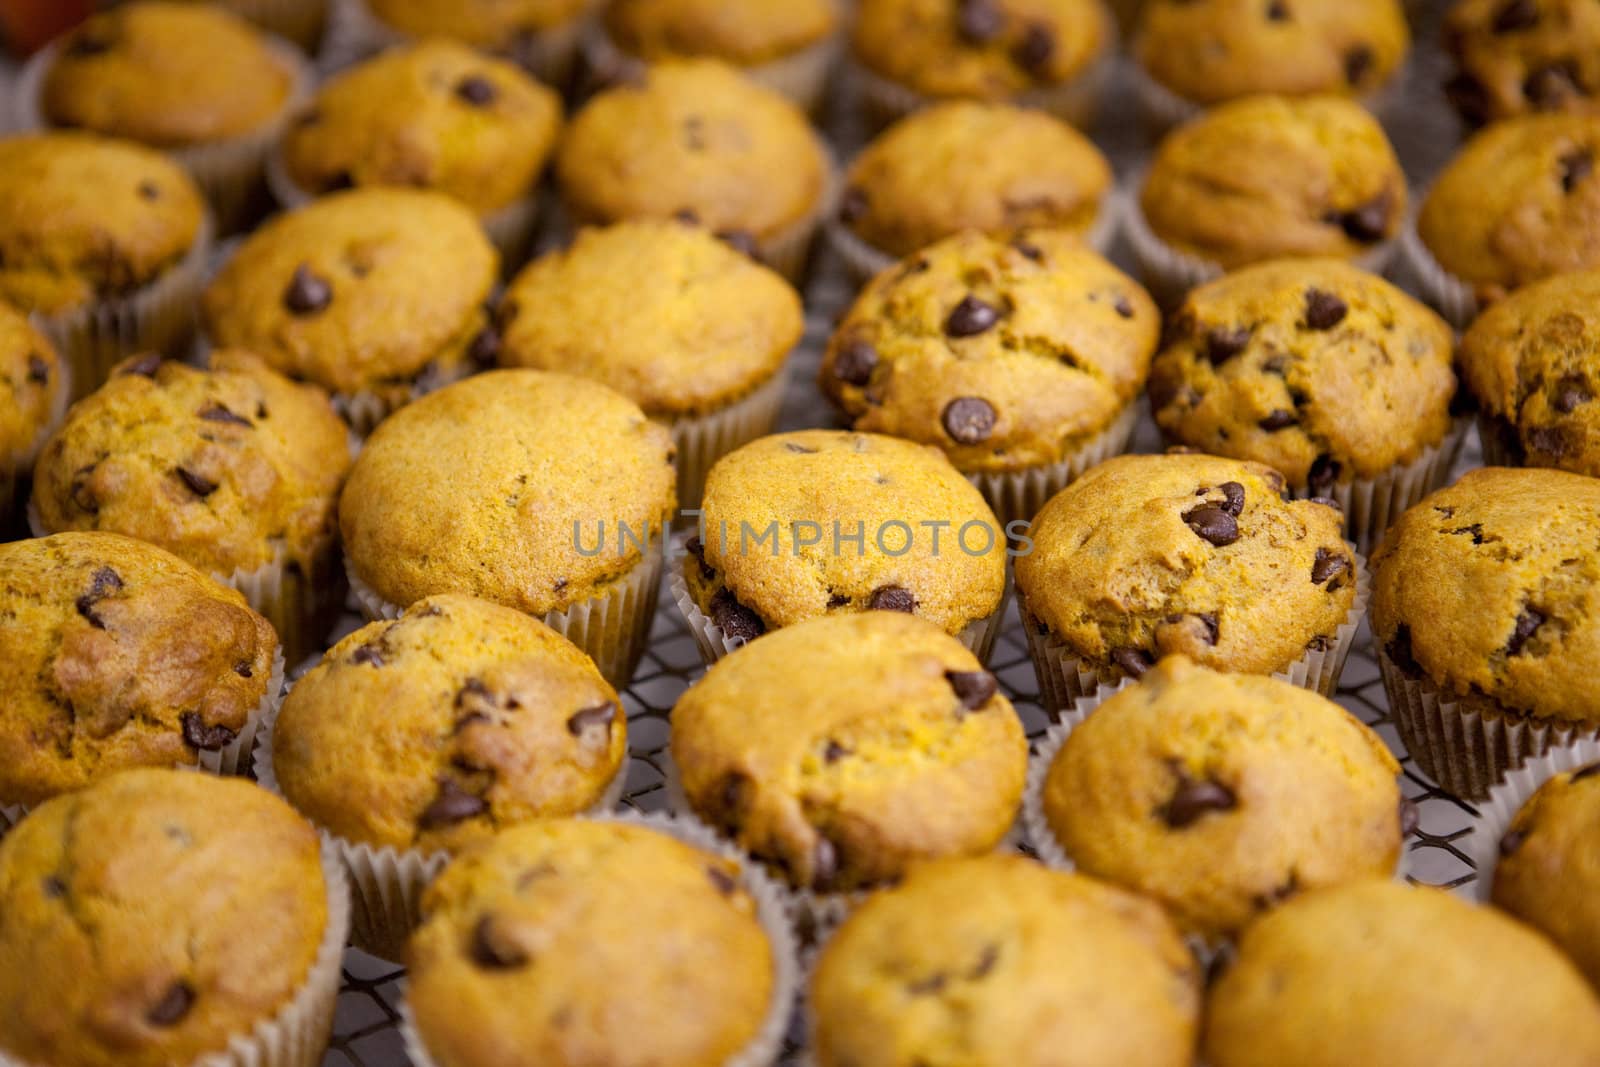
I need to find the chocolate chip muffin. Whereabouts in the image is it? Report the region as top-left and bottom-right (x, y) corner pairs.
(1444, 0), (1600, 127)
(359, 0), (595, 86)
(405, 818), (784, 1067)
(0, 301), (65, 526)
(340, 370), (676, 687)
(810, 855), (1201, 1067)
(555, 60), (833, 279)
(1458, 268), (1600, 477)
(498, 219), (801, 507)
(0, 769), (336, 1067)
(31, 351), (351, 660)
(1204, 880), (1600, 1067)
(1034, 656), (1404, 941)
(209, 0), (330, 51)
(1372, 466), (1600, 798)
(820, 229), (1159, 527)
(1014, 453), (1363, 712)
(0, 533), (280, 809)
(832, 101), (1114, 278)
(1149, 258), (1458, 552)
(678, 429), (1008, 663)
(671, 612), (1026, 893)
(203, 187), (498, 432)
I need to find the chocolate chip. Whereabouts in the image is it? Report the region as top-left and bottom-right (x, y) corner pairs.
(351, 645), (386, 668)
(1561, 148), (1594, 192)
(942, 396), (997, 445)
(710, 589), (766, 643)
(1493, 0), (1539, 32)
(1572, 762), (1600, 783)
(566, 701), (616, 737)
(969, 943), (1000, 979)
(1183, 505), (1240, 547)
(869, 585), (916, 613)
(1259, 409), (1297, 431)
(1554, 376), (1592, 412)
(1166, 612), (1220, 646)
(1333, 190), (1392, 242)
(826, 591), (850, 608)
(1308, 454), (1341, 494)
(945, 295), (1001, 337)
(1013, 23), (1055, 72)
(945, 669), (997, 710)
(41, 875), (65, 898)
(198, 403), (251, 426)
(455, 75), (497, 106)
(180, 712), (236, 752)
(1344, 44), (1374, 86)
(956, 0), (1004, 44)
(1217, 481), (1246, 516)
(908, 972), (948, 995)
(467, 326), (500, 367)
(1308, 496), (1343, 512)
(832, 338), (878, 386)
(1111, 646), (1153, 677)
(1446, 72), (1492, 126)
(812, 835), (839, 890)
(824, 740), (850, 763)
(121, 353), (162, 377)
(1525, 62), (1581, 108)
(137, 179), (161, 201)
(717, 229), (759, 258)
(1399, 796), (1419, 836)
(65, 30), (115, 57)
(673, 207), (701, 225)
(175, 468), (217, 498)
(1527, 424), (1572, 456)
(1505, 605), (1544, 656)
(839, 186), (868, 224)
(1113, 295), (1135, 318)
(419, 779), (487, 829)
(470, 915), (529, 969)
(26, 355), (48, 384)
(234, 662), (253, 678)
(283, 264), (332, 315)
(706, 865), (737, 895)
(1206, 326), (1252, 364)
(1012, 238), (1044, 261)
(1266, 0), (1290, 20)
(784, 442), (818, 454)
(1500, 828), (1526, 856)
(75, 566), (123, 629)
(1304, 289), (1348, 330)
(146, 982), (194, 1026)
(1162, 774), (1237, 828)
(1310, 547), (1350, 585)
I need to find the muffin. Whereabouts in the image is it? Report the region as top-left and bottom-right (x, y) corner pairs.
(202, 186), (498, 433)
(30, 352), (351, 661)
(1372, 466), (1600, 799)
(0, 133), (208, 397)
(0, 302), (66, 529)
(262, 594), (625, 959)
(555, 59), (834, 280)
(1444, 0), (1600, 127)
(207, 0), (329, 51)
(1203, 880), (1600, 1066)
(0, 769), (344, 1067)
(1133, 0), (1410, 127)
(829, 101), (1115, 282)
(809, 855), (1201, 1067)
(590, 0), (842, 111)
(356, 0), (596, 86)
(820, 229), (1159, 527)
(1458, 268), (1600, 477)
(850, 0), (1116, 127)
(0, 532), (281, 813)
(671, 612), (1027, 896)
(25, 2), (309, 231)
(273, 40), (562, 267)
(1411, 113), (1600, 325)
(402, 817), (792, 1067)
(1148, 258), (1460, 553)
(1028, 656), (1404, 942)
(498, 219), (802, 507)
(340, 370), (677, 687)
(674, 429), (1009, 665)
(1014, 452), (1365, 714)
(1130, 95), (1407, 303)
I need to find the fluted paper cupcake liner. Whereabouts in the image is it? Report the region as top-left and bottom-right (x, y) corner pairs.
(343, 0), (593, 87)
(254, 702), (626, 961)
(968, 401), (1139, 532)
(1460, 738), (1600, 903)
(1130, 58), (1411, 138)
(398, 807), (800, 1067)
(583, 24), (841, 114)
(1400, 210), (1479, 330)
(1378, 648), (1600, 801)
(668, 365), (790, 510)
(347, 536), (663, 689)
(1021, 544), (1370, 718)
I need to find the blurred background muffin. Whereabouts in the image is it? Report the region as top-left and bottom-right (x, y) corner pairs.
(0, 301), (64, 532)
(1444, 0), (1600, 127)
(354, 0), (596, 87)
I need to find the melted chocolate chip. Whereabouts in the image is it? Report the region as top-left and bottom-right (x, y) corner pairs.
(1493, 0), (1539, 32)
(41, 875), (65, 899)
(1310, 547), (1350, 585)
(121, 353), (163, 377)
(351, 645), (386, 668)
(956, 0), (1004, 44)
(283, 264), (332, 315)
(75, 566), (123, 629)
(1183, 505), (1240, 547)
(868, 585), (916, 613)
(1308, 454), (1342, 495)
(146, 982), (194, 1027)
(471, 915), (530, 969)
(1205, 326), (1252, 364)
(26, 355), (49, 383)
(1304, 289), (1348, 330)
(1505, 606), (1545, 656)
(1218, 481), (1246, 516)
(1554, 376), (1592, 413)
(234, 662), (253, 678)
(1111, 646), (1153, 677)
(137, 179), (161, 201)
(180, 712), (236, 752)
(419, 779), (487, 829)
(1162, 774), (1237, 828)
(1344, 44), (1374, 86)
(1266, 0), (1290, 20)
(824, 740), (851, 763)
(707, 865), (738, 895)
(455, 75), (497, 106)
(710, 589), (766, 643)
(1333, 191), (1392, 242)
(176, 468), (217, 497)
(832, 338), (878, 386)
(1013, 23), (1055, 72)
(945, 295), (1001, 337)
(1113, 295), (1135, 318)
(566, 701), (617, 737)
(942, 396), (997, 444)
(198, 403), (251, 427)
(946, 669), (997, 710)
(1259, 409), (1297, 431)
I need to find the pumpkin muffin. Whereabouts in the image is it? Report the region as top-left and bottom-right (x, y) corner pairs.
(0, 769), (337, 1067)
(555, 59), (833, 279)
(1014, 452), (1363, 712)
(832, 101), (1114, 278)
(821, 229), (1159, 526)
(1444, 0), (1600, 126)
(498, 219), (802, 506)
(671, 612), (1027, 893)
(1458, 268), (1600, 477)
(0, 301), (65, 526)
(810, 855), (1200, 1067)
(1204, 880), (1600, 1067)
(203, 186), (498, 432)
(0, 532), (279, 809)
(405, 818), (783, 1067)
(31, 351), (350, 660)
(678, 429), (1008, 663)
(208, 0), (329, 51)
(1372, 466), (1600, 799)
(359, 0), (595, 85)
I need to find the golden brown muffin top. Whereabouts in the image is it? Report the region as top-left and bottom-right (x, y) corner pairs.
(1443, 0), (1600, 126)
(366, 0), (592, 43)
(604, 0), (840, 64)
(0, 300), (62, 465)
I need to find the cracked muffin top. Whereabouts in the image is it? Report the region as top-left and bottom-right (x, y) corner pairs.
(1418, 113), (1600, 300)
(851, 0), (1114, 101)
(1370, 466), (1600, 724)
(365, 0), (592, 44)
(280, 40), (562, 216)
(1139, 95), (1407, 270)
(0, 301), (62, 471)
(0, 533), (278, 808)
(810, 855), (1200, 1067)
(822, 230), (1158, 473)
(1042, 656), (1403, 941)
(0, 769), (327, 1067)
(407, 818), (774, 1067)
(603, 0), (839, 64)
(0, 133), (204, 316)
(1149, 258), (1456, 487)
(1458, 268), (1600, 477)
(1015, 453), (1358, 678)
(839, 102), (1112, 259)
(32, 351), (350, 578)
(1135, 0), (1409, 106)
(271, 594), (625, 855)
(686, 430), (1007, 638)
(671, 612), (1026, 892)
(1444, 0), (1600, 126)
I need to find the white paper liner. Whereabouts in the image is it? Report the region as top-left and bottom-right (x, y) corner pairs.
(967, 401), (1139, 532)
(347, 536), (663, 689)
(668, 365), (790, 511)
(1461, 738), (1600, 903)
(1130, 57), (1411, 138)
(1020, 543), (1370, 718)
(345, 0), (592, 87)
(1400, 206), (1479, 330)
(583, 23), (841, 114)
(1378, 648), (1600, 801)
(397, 808), (800, 1067)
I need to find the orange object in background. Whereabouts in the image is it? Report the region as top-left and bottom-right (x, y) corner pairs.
(0, 0), (93, 57)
